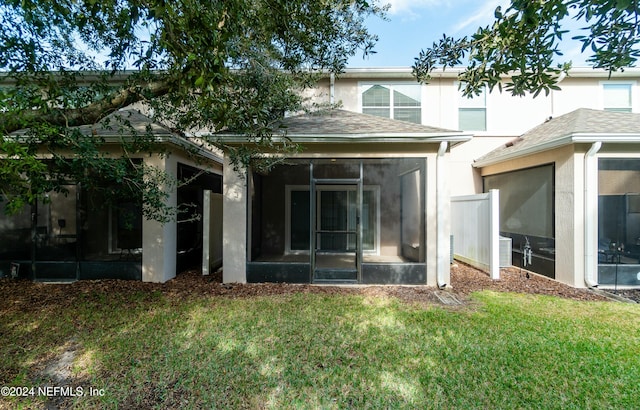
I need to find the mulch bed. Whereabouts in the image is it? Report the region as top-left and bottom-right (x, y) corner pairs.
(0, 263), (619, 314)
(450, 263), (611, 302)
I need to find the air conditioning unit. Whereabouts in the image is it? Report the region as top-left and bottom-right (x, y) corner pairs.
(499, 236), (512, 267)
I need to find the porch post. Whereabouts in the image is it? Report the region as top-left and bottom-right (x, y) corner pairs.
(584, 142), (602, 287)
(222, 157), (247, 283)
(142, 155), (178, 283)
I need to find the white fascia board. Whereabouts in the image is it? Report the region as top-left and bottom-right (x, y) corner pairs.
(570, 133), (640, 142)
(332, 66), (640, 80)
(473, 133), (640, 168)
(217, 132), (472, 144)
(149, 135), (224, 163)
(472, 135), (575, 167)
(2, 134), (223, 164)
(92, 135), (223, 163)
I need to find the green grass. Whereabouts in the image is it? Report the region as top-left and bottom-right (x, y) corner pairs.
(1, 289), (639, 409)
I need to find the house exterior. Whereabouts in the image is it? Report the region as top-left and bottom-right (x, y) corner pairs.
(0, 110), (224, 283)
(309, 67), (640, 197)
(281, 67), (639, 289)
(3, 67), (640, 287)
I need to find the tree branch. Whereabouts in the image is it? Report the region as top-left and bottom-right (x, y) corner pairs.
(1, 80), (171, 134)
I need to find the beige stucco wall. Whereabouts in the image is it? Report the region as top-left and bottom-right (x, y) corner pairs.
(449, 137), (514, 196)
(552, 77), (640, 115)
(142, 149), (222, 283)
(142, 154), (177, 283)
(479, 145), (588, 288)
(330, 76), (553, 138)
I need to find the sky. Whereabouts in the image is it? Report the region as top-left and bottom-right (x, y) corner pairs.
(347, 0), (587, 68)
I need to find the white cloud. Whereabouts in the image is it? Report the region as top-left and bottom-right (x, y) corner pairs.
(453, 0), (510, 34)
(385, 0), (445, 19)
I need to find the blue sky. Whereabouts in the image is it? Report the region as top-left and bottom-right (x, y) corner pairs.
(347, 0), (587, 68)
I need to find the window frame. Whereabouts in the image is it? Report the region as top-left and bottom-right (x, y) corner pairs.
(456, 82), (487, 131)
(600, 81), (636, 112)
(358, 82), (423, 124)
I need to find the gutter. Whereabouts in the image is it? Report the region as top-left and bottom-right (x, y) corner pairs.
(584, 141), (602, 288)
(217, 132), (472, 144)
(436, 141), (448, 288)
(330, 73), (335, 105)
(473, 133), (640, 168)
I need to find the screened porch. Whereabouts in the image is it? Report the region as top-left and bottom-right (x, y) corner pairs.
(246, 158), (428, 284)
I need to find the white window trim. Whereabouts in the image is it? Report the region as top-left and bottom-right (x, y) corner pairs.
(599, 80), (637, 112)
(454, 81), (488, 132)
(358, 82), (422, 123)
(285, 184), (380, 255)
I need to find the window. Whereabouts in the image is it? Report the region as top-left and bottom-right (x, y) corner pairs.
(603, 83), (632, 112)
(361, 84), (421, 124)
(458, 86), (487, 131)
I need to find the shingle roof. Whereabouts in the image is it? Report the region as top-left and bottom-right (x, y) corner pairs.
(9, 109), (222, 163)
(9, 109), (176, 138)
(273, 109), (458, 135)
(475, 108), (640, 166)
(75, 109), (176, 137)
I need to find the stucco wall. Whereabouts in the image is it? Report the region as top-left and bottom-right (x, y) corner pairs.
(449, 136), (514, 196)
(223, 156), (247, 283)
(479, 145), (586, 287)
(142, 149), (222, 283)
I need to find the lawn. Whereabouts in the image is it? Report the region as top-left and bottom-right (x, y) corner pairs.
(1, 282), (639, 409)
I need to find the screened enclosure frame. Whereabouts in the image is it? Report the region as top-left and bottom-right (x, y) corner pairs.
(246, 157), (429, 284)
(0, 181), (143, 281)
(483, 163), (556, 279)
(597, 157), (640, 286)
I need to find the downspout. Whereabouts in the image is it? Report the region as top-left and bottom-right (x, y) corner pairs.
(550, 71), (566, 118)
(584, 141), (602, 288)
(437, 141), (448, 288)
(330, 73), (335, 105)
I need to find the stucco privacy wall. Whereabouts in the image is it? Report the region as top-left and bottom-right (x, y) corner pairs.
(222, 144), (449, 286)
(479, 145), (588, 287)
(142, 150), (223, 283)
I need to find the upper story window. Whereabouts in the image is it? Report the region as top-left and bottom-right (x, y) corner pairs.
(361, 84), (421, 124)
(602, 83), (633, 112)
(458, 85), (487, 131)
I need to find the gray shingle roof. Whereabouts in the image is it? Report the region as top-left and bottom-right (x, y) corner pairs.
(9, 109), (176, 137)
(475, 108), (640, 166)
(75, 109), (176, 137)
(273, 109), (458, 135)
(9, 109), (222, 163)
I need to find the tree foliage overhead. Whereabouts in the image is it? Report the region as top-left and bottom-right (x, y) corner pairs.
(413, 0), (640, 97)
(0, 0), (386, 219)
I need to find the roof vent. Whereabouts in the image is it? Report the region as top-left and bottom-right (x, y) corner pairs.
(504, 137), (523, 148)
